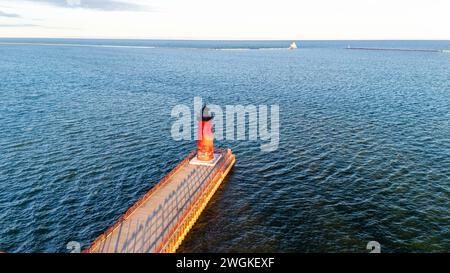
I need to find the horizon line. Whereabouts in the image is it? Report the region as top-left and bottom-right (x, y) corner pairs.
(0, 37), (449, 41)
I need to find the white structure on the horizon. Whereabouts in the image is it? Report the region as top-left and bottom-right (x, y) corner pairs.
(289, 42), (298, 49)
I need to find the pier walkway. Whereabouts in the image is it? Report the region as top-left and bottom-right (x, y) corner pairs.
(85, 149), (235, 253)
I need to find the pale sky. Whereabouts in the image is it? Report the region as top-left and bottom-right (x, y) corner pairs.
(0, 0), (449, 39)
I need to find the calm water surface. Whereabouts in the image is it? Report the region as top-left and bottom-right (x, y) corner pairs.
(0, 39), (449, 252)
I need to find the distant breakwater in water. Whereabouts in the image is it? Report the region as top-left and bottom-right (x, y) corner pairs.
(0, 42), (291, 51)
(346, 46), (446, 53)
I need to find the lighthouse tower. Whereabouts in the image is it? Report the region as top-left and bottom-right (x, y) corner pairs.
(197, 105), (214, 161)
(190, 105), (222, 166)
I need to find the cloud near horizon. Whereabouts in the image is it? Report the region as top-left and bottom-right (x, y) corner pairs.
(0, 10), (20, 17)
(13, 0), (147, 11)
(0, 23), (37, 27)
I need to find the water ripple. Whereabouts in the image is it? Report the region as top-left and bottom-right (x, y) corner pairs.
(1, 41), (449, 252)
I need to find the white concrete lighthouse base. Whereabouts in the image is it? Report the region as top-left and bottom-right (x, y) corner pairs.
(189, 153), (222, 167)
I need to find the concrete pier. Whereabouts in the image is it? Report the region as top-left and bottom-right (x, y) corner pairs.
(85, 148), (235, 253)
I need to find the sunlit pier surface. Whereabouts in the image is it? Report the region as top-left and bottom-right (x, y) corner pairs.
(346, 46), (446, 53)
(85, 149), (235, 253)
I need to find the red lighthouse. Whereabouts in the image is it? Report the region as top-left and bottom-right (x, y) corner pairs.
(197, 105), (214, 161)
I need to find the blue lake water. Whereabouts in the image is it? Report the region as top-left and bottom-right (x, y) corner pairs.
(0, 39), (449, 252)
